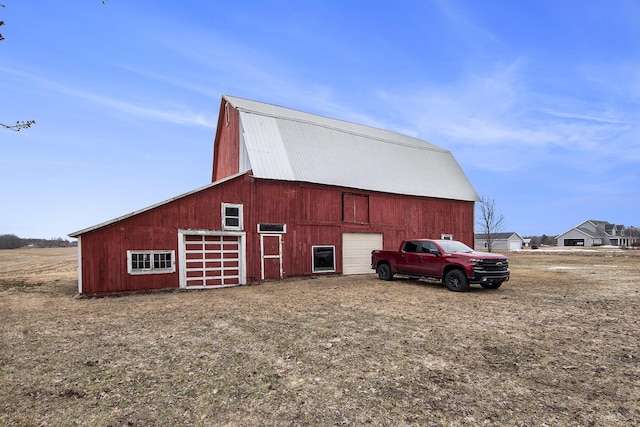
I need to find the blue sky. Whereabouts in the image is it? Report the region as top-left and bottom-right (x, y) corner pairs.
(1, 1), (639, 239)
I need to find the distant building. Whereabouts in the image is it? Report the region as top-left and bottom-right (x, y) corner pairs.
(556, 220), (638, 247)
(474, 232), (524, 251)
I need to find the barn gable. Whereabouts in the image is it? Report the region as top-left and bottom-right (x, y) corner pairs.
(214, 95), (479, 202)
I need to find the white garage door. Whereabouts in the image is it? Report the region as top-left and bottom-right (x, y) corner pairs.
(342, 233), (383, 275)
(509, 240), (521, 250)
(179, 231), (245, 288)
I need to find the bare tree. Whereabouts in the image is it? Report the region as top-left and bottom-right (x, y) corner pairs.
(476, 195), (505, 252)
(1, 3), (36, 132)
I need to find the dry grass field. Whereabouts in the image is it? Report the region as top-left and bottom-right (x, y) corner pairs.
(1, 247), (639, 426)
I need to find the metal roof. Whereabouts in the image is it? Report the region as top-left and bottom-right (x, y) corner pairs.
(225, 95), (479, 202)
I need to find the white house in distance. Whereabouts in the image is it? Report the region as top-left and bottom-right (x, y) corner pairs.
(474, 232), (524, 251)
(556, 220), (638, 247)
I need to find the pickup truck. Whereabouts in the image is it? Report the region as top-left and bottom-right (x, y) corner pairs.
(371, 239), (510, 292)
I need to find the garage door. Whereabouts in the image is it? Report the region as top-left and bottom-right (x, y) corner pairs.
(342, 232), (383, 275)
(179, 231), (245, 288)
(509, 240), (521, 250)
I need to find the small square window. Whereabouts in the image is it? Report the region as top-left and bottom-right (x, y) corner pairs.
(222, 203), (243, 230)
(312, 246), (335, 273)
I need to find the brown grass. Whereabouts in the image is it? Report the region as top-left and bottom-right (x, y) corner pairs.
(1, 247), (639, 426)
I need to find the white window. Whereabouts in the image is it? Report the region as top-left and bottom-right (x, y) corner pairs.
(312, 246), (335, 273)
(222, 203), (243, 231)
(127, 250), (175, 275)
(258, 223), (286, 233)
(441, 234), (454, 240)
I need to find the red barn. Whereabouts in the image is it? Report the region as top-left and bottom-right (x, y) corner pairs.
(69, 95), (479, 294)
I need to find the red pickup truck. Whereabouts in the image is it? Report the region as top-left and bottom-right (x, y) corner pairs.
(371, 239), (510, 292)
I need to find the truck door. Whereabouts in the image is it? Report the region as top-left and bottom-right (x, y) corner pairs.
(417, 241), (442, 278)
(397, 241), (421, 275)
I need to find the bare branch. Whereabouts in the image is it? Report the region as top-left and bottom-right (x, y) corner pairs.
(1, 4), (5, 41)
(1, 120), (36, 131)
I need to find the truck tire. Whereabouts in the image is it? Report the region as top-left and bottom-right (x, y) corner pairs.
(377, 263), (393, 281)
(444, 269), (469, 292)
(481, 281), (503, 289)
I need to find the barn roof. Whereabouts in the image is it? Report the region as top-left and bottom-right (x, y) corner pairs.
(224, 95), (479, 202)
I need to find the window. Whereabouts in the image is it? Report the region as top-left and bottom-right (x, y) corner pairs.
(222, 203), (243, 231)
(441, 234), (454, 240)
(127, 250), (175, 275)
(421, 241), (439, 254)
(312, 246), (335, 273)
(258, 223), (286, 233)
(225, 102), (230, 126)
(403, 241), (419, 253)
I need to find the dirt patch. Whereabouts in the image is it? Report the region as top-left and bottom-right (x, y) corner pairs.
(1, 248), (639, 426)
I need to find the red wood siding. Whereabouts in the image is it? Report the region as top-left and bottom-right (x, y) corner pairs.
(343, 193), (369, 223)
(77, 174), (474, 294)
(245, 179), (474, 281)
(79, 175), (253, 294)
(212, 100), (241, 182)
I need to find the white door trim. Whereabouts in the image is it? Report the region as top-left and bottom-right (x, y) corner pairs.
(178, 229), (246, 288)
(260, 233), (283, 280)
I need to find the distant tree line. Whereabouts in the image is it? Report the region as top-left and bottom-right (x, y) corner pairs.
(523, 235), (557, 247)
(0, 234), (76, 249)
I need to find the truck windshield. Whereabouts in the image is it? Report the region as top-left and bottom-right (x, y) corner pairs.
(437, 240), (474, 253)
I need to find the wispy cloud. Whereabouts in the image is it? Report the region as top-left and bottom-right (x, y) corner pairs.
(371, 57), (639, 174)
(1, 65), (217, 128)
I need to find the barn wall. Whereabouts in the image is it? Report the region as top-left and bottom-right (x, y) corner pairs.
(78, 174), (475, 294)
(246, 178), (475, 279)
(212, 100), (241, 182)
(369, 192), (475, 249)
(245, 179), (342, 279)
(79, 175), (253, 294)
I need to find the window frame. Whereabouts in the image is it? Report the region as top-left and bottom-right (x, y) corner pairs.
(257, 223), (287, 233)
(312, 245), (336, 273)
(222, 203), (243, 231)
(127, 250), (176, 275)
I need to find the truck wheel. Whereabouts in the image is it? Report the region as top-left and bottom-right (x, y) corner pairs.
(444, 270), (469, 292)
(481, 281), (503, 289)
(377, 263), (393, 281)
